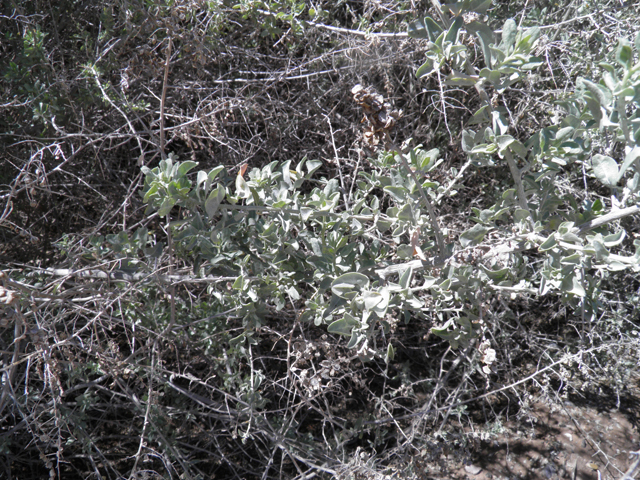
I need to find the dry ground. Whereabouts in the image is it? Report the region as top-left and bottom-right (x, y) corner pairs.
(410, 399), (639, 480)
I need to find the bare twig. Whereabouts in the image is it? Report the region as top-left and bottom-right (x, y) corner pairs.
(159, 37), (172, 158)
(619, 451), (640, 480)
(364, 341), (631, 426)
(504, 149), (532, 216)
(325, 115), (349, 207)
(21, 267), (239, 284)
(436, 158), (472, 202)
(576, 204), (640, 235)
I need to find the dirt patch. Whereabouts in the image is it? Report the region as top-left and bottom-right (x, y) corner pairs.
(413, 402), (639, 480)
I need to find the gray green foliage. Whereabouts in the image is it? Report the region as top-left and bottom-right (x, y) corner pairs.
(2, 0), (640, 479)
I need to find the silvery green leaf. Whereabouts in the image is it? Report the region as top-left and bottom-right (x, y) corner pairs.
(416, 57), (436, 79)
(177, 160), (198, 177)
(205, 185), (225, 217)
(363, 291), (383, 311)
(287, 286), (300, 301)
(331, 272), (369, 297)
(627, 173), (640, 193)
(408, 16), (442, 41)
(479, 265), (509, 281)
(605, 261), (629, 271)
(592, 240), (609, 261)
(304, 159), (322, 176)
(346, 331), (362, 349)
(327, 314), (359, 336)
(208, 165), (224, 181)
(385, 343), (395, 364)
(603, 230), (625, 247)
(399, 267), (413, 289)
(422, 277), (437, 289)
(235, 174), (251, 198)
(444, 71), (478, 86)
(459, 224), (490, 247)
(299, 207), (313, 222)
(516, 26), (541, 52)
(372, 288), (390, 318)
(281, 160), (292, 187)
(158, 197), (175, 217)
(445, 16), (463, 45)
(561, 273), (585, 297)
(396, 244), (414, 259)
(617, 146), (640, 183)
(500, 19), (517, 54)
(555, 126), (575, 141)
(578, 77), (612, 108)
(615, 39), (633, 69)
(397, 204), (415, 222)
(466, 21), (495, 68)
(592, 154), (619, 186)
(384, 186), (407, 202)
(229, 333), (245, 347)
(560, 253), (582, 265)
(408, 18), (428, 39)
(539, 235), (557, 251)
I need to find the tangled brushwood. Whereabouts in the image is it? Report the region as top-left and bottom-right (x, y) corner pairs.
(1, 1), (640, 479)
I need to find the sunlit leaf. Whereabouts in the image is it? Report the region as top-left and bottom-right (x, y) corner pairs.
(232, 275), (244, 290)
(328, 313), (360, 336)
(592, 154), (619, 186)
(236, 173), (251, 198)
(331, 272), (369, 297)
(208, 165), (224, 181)
(444, 71), (478, 86)
(177, 160), (198, 177)
(603, 230), (625, 247)
(444, 16), (463, 45)
(539, 235), (557, 251)
(560, 253), (582, 265)
(385, 343), (395, 364)
(500, 19), (517, 54)
(399, 267), (413, 289)
(157, 197), (175, 217)
(408, 16), (442, 41)
(578, 77), (612, 108)
(384, 186), (407, 202)
(416, 58), (436, 78)
(205, 185), (225, 217)
(479, 265), (509, 282)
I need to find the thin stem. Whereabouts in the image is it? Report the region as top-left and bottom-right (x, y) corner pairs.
(436, 158), (472, 202)
(159, 37), (172, 158)
(576, 204), (640, 234)
(504, 149), (531, 215)
(616, 88), (631, 145)
(325, 115), (349, 206)
(165, 215), (176, 331)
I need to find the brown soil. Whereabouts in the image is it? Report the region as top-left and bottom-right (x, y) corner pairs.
(413, 401), (639, 480)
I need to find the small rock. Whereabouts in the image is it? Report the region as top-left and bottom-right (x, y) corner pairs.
(465, 464), (482, 475)
(543, 464), (556, 478)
